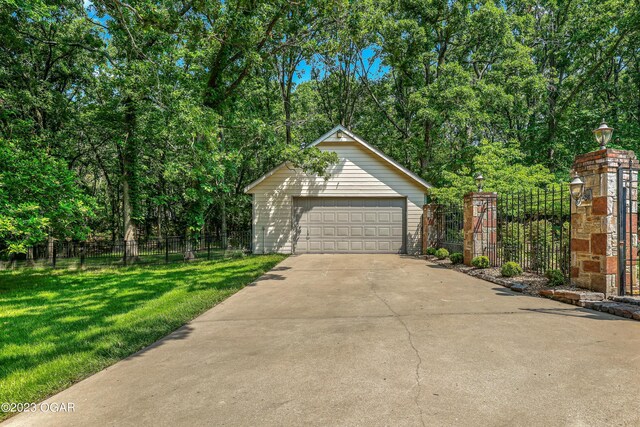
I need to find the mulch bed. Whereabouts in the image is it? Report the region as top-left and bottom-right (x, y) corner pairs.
(425, 256), (580, 298)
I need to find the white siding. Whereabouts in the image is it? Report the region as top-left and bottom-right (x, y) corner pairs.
(248, 136), (426, 254)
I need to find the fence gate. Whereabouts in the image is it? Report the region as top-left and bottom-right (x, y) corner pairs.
(433, 202), (464, 254)
(495, 187), (571, 279)
(617, 164), (639, 296)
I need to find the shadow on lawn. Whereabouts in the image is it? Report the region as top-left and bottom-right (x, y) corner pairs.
(0, 258), (280, 384)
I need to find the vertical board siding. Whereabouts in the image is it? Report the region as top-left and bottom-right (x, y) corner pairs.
(250, 139), (426, 254)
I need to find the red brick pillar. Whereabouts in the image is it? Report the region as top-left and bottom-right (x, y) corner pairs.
(463, 192), (497, 266)
(571, 149), (639, 295)
(422, 203), (440, 253)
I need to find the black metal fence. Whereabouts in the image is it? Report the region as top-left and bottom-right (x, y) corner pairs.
(433, 201), (464, 254)
(1, 230), (252, 270)
(429, 186), (571, 281)
(496, 186), (571, 277)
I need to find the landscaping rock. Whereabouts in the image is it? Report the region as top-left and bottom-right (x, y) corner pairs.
(510, 283), (528, 293)
(608, 296), (640, 306)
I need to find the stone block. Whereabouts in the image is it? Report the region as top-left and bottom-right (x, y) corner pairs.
(592, 197), (608, 215)
(571, 238), (590, 252)
(591, 233), (607, 255)
(582, 260), (601, 273)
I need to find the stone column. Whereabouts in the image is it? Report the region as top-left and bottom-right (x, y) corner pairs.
(463, 192), (497, 266)
(422, 203), (440, 253)
(570, 149), (638, 296)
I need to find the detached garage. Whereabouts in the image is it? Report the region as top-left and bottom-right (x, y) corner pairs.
(245, 125), (431, 254)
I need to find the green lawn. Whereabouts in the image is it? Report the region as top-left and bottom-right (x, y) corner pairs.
(0, 254), (286, 419)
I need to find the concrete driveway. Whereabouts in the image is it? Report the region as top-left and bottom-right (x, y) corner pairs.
(5, 255), (640, 426)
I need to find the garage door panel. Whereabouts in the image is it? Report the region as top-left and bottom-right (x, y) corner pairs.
(293, 197), (405, 254)
(350, 241), (363, 250)
(364, 241), (377, 251)
(350, 213), (363, 222)
(364, 212), (376, 222)
(309, 213), (322, 222)
(323, 226), (335, 236)
(309, 227), (322, 237)
(323, 241), (336, 251)
(337, 227), (350, 237)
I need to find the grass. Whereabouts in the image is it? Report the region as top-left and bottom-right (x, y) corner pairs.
(0, 254), (286, 419)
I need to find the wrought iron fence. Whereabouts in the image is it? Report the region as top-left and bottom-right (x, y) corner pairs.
(496, 186), (571, 278)
(433, 201), (464, 254)
(1, 230), (252, 269)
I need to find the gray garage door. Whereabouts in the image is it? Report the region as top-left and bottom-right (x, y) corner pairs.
(293, 197), (405, 253)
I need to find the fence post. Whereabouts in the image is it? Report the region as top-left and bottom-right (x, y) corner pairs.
(52, 242), (57, 268)
(165, 237), (169, 263)
(123, 240), (128, 266)
(463, 192), (497, 266)
(570, 149), (639, 296)
(80, 242), (85, 268)
(422, 203), (440, 254)
(207, 235), (211, 260)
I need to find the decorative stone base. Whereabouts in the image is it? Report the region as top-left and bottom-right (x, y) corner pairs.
(539, 289), (604, 306)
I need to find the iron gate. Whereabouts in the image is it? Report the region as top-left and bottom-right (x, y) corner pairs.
(433, 202), (464, 254)
(617, 163), (639, 296)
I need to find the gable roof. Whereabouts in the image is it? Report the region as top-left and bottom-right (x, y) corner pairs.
(244, 125), (432, 193)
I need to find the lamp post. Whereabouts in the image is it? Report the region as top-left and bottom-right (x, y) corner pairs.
(569, 176), (591, 206)
(593, 119), (614, 150)
(475, 173), (484, 192)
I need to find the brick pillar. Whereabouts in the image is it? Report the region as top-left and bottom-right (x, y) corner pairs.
(463, 192), (497, 266)
(571, 149), (639, 296)
(422, 203), (440, 253)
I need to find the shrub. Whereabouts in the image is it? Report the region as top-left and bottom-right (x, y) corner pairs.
(449, 252), (464, 264)
(435, 248), (449, 259)
(545, 269), (565, 287)
(501, 261), (523, 277)
(426, 247), (437, 256)
(471, 255), (490, 268)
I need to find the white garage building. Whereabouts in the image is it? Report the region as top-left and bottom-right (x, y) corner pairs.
(245, 125), (431, 254)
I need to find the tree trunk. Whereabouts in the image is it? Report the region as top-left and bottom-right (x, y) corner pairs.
(122, 96), (139, 262)
(184, 229), (196, 261)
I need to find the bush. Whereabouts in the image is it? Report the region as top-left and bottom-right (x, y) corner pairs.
(435, 248), (449, 259)
(426, 247), (437, 256)
(545, 269), (565, 287)
(471, 255), (490, 268)
(449, 252), (464, 264)
(501, 261), (523, 277)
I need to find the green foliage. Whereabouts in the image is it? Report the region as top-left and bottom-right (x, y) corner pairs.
(0, 141), (96, 254)
(426, 247), (437, 256)
(429, 142), (557, 204)
(449, 252), (464, 264)
(546, 269), (566, 287)
(501, 262), (523, 277)
(435, 248), (449, 259)
(472, 256), (490, 269)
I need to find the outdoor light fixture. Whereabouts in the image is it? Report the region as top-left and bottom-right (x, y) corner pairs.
(593, 119), (614, 150)
(336, 129), (343, 138)
(475, 173), (484, 192)
(569, 176), (592, 206)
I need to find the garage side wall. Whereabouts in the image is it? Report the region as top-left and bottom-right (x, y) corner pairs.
(251, 141), (425, 255)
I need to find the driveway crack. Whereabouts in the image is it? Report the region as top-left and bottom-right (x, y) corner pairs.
(367, 271), (426, 427)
